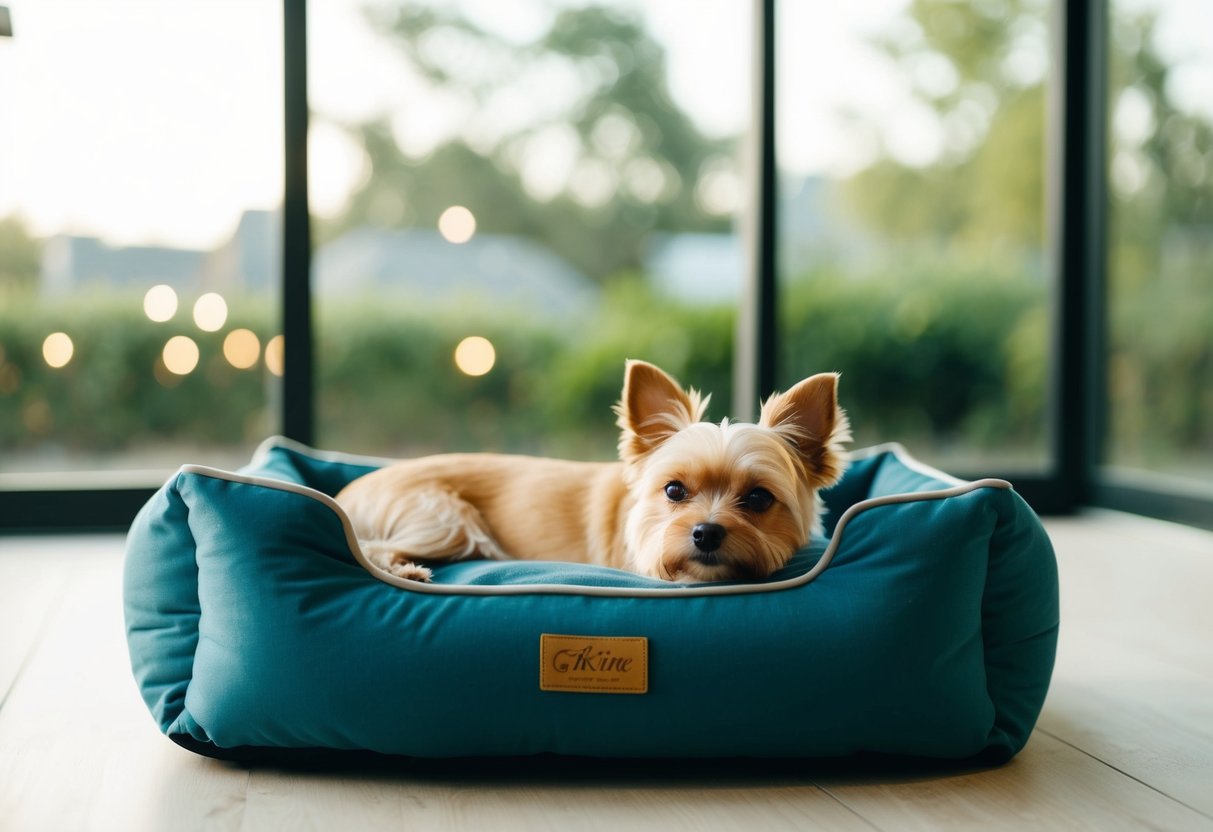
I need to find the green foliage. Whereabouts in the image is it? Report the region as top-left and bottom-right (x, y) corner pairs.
(843, 0), (1048, 261)
(0, 216), (41, 292)
(1103, 12), (1213, 467)
(315, 278), (735, 458)
(0, 295), (274, 456)
(781, 266), (1047, 450)
(317, 298), (567, 455)
(1106, 243), (1213, 466)
(4, 268), (1208, 469)
(3, 272), (1054, 465)
(847, 1), (1213, 470)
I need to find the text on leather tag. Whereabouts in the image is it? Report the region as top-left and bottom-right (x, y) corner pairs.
(539, 634), (648, 694)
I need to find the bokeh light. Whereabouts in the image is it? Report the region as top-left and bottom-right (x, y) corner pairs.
(438, 205), (477, 244)
(143, 284), (178, 322)
(454, 336), (496, 377)
(193, 292), (228, 332)
(42, 332), (74, 368)
(264, 334), (285, 377)
(223, 328), (261, 369)
(162, 335), (200, 375)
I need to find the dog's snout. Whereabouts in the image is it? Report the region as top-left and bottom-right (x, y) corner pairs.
(691, 522), (726, 554)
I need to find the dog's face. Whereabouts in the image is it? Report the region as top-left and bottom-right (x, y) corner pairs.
(615, 361), (850, 582)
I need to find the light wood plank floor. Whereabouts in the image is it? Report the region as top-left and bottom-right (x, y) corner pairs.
(1, 510), (1211, 831)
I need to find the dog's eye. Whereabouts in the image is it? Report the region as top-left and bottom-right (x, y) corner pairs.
(742, 487), (775, 512)
(664, 481), (689, 503)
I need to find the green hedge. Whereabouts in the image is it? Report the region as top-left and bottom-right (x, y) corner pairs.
(315, 279), (736, 458)
(0, 270), (1054, 466)
(0, 294), (273, 456)
(780, 267), (1048, 451)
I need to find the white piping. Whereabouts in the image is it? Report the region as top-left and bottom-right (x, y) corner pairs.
(174, 440), (1011, 599)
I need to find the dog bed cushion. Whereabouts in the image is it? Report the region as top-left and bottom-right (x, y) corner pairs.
(123, 437), (1059, 764)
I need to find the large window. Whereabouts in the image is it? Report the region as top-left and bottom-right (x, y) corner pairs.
(308, 0), (749, 460)
(1, 0), (1210, 532)
(0, 2), (283, 480)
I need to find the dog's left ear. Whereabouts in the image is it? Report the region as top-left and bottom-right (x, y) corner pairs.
(615, 360), (708, 463)
(759, 373), (850, 484)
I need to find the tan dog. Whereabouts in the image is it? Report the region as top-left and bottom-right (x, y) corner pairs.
(336, 360), (850, 583)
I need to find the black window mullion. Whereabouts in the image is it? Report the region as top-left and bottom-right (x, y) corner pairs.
(1049, 0), (1106, 510)
(282, 0), (314, 446)
(733, 0), (778, 420)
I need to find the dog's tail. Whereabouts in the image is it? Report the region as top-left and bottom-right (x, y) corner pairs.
(343, 485), (508, 583)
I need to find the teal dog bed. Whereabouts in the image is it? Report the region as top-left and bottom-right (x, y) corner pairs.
(123, 437), (1058, 764)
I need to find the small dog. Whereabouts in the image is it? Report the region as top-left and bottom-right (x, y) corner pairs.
(336, 360), (850, 583)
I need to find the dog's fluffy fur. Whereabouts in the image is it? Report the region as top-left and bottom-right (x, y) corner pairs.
(336, 360), (850, 583)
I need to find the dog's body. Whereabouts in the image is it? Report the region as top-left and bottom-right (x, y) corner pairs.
(336, 361), (850, 583)
(337, 454), (632, 578)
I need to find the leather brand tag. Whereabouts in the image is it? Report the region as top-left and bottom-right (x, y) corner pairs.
(540, 634), (648, 694)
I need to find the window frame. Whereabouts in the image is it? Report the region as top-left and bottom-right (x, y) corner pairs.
(2, 0), (1210, 533)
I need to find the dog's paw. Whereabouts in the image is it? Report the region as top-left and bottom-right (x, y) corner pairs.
(386, 557), (433, 583)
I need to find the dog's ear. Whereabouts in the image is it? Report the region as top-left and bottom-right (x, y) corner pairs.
(759, 372), (850, 484)
(615, 360), (708, 463)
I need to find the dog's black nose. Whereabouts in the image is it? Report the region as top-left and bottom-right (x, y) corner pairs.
(691, 522), (726, 554)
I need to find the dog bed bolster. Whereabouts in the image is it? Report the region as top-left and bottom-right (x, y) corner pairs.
(123, 438), (1059, 763)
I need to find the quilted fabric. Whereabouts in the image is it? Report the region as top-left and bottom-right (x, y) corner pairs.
(123, 438), (1059, 763)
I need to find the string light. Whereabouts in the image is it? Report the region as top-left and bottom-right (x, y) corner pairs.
(193, 292), (228, 332)
(438, 205), (477, 244)
(42, 332), (74, 368)
(223, 328), (261, 369)
(143, 285), (178, 322)
(162, 335), (200, 375)
(454, 336), (495, 376)
(264, 334), (285, 376)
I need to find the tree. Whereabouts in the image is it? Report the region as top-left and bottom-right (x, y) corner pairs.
(1103, 11), (1213, 460)
(841, 0), (1049, 266)
(1106, 11), (1213, 289)
(323, 3), (737, 281)
(843, 0), (1212, 274)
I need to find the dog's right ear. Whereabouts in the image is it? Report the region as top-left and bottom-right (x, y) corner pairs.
(615, 360), (708, 463)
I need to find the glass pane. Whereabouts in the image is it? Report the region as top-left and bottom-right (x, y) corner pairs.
(0, 2), (283, 477)
(1106, 0), (1213, 495)
(775, 0), (1052, 472)
(311, 1), (748, 458)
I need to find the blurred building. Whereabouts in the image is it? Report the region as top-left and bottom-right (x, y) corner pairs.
(39, 210), (278, 298)
(40, 235), (206, 297)
(40, 196), (872, 310)
(643, 175), (870, 305)
(645, 232), (742, 304)
(196, 210), (279, 294)
(312, 228), (599, 318)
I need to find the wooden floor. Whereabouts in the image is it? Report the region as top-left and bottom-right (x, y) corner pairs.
(1, 510), (1211, 831)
